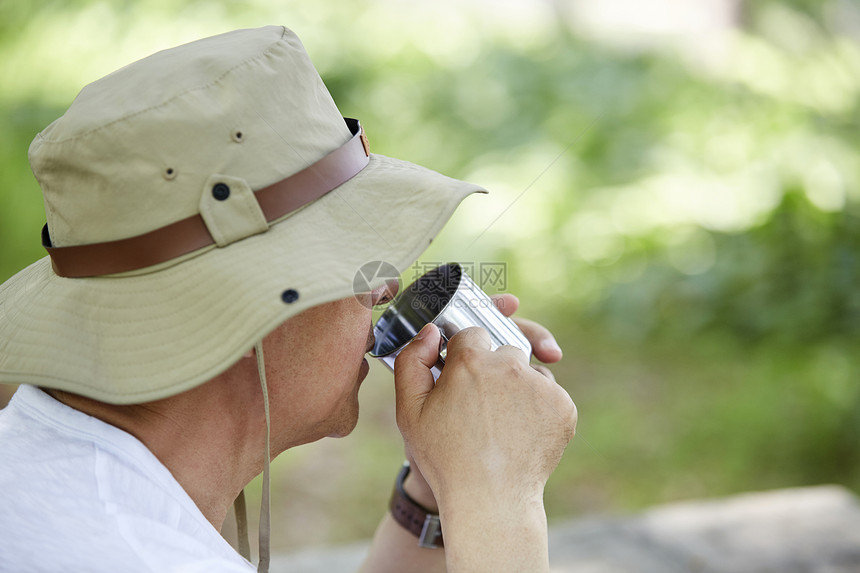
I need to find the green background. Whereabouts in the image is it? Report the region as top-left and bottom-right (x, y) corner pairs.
(1, 0), (858, 552)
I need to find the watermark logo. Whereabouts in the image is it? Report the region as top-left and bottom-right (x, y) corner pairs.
(353, 260), (401, 309)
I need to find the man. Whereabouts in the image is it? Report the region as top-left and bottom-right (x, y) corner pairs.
(0, 25), (576, 572)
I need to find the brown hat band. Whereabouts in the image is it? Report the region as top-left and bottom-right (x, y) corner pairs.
(42, 118), (371, 278)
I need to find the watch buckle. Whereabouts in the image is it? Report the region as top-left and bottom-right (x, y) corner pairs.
(418, 514), (442, 548)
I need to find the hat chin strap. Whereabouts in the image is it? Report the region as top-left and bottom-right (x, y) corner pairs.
(233, 341), (272, 572)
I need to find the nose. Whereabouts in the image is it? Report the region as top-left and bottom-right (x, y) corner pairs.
(370, 279), (400, 307)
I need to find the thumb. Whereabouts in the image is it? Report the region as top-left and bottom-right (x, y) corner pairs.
(393, 323), (441, 425)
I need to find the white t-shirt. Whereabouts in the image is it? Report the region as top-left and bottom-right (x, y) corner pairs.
(0, 385), (254, 573)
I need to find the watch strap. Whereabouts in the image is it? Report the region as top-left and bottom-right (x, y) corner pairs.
(389, 462), (443, 548)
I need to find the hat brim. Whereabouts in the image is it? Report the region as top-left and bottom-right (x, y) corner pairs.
(0, 154), (484, 404)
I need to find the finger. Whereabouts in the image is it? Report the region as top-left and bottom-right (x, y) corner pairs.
(490, 293), (519, 317)
(512, 317), (563, 363)
(445, 326), (493, 361)
(393, 324), (442, 425)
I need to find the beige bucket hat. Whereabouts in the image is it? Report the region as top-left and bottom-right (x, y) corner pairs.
(0, 25), (485, 404)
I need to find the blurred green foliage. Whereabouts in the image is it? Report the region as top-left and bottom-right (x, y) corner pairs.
(1, 0), (859, 550)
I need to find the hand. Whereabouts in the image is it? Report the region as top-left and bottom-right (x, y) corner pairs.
(398, 294), (564, 512)
(393, 322), (576, 512)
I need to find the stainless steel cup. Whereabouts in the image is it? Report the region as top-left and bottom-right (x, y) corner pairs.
(369, 263), (531, 380)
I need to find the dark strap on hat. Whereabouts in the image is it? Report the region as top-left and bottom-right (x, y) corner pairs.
(42, 118), (371, 278)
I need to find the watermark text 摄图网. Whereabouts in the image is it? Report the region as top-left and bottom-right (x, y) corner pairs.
(408, 261), (507, 292)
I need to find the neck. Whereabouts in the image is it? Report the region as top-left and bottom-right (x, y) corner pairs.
(46, 356), (266, 530)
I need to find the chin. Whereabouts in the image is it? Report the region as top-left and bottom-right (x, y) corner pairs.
(326, 398), (360, 438)
(327, 417), (359, 438)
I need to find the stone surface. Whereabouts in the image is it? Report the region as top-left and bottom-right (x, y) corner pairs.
(270, 485), (860, 573)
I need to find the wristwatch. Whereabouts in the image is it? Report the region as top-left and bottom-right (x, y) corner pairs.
(389, 462), (443, 548)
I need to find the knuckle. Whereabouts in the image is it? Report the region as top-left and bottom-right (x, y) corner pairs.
(531, 364), (555, 381)
(506, 355), (530, 376)
(499, 344), (530, 362)
(459, 326), (491, 345)
(450, 345), (492, 373)
(558, 393), (577, 437)
(566, 399), (578, 434)
(455, 345), (481, 363)
(554, 383), (574, 409)
(490, 351), (528, 381)
(533, 377), (576, 436)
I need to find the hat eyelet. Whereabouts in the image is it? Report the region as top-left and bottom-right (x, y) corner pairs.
(163, 167), (177, 181)
(231, 130), (244, 143)
(281, 289), (299, 304)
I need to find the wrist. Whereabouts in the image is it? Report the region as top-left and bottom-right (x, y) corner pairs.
(389, 462), (443, 548)
(439, 496), (549, 572)
(438, 487), (547, 527)
(403, 469), (438, 514)
(435, 474), (546, 518)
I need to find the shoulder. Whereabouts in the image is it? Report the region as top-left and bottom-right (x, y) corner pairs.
(0, 387), (253, 573)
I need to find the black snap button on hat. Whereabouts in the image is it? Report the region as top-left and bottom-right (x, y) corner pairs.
(281, 289), (299, 304)
(212, 183), (231, 201)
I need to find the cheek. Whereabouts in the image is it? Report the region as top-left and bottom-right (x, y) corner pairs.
(265, 299), (371, 396)
(281, 299), (368, 348)
(316, 318), (370, 363)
